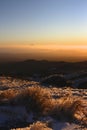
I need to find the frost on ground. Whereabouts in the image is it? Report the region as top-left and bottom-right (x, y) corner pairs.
(0, 76), (87, 130)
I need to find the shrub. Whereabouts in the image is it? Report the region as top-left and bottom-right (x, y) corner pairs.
(14, 86), (53, 115)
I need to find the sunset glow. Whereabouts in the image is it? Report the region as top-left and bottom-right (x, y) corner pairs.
(0, 0), (87, 62)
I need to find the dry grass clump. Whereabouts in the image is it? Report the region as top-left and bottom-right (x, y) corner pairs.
(11, 121), (53, 130)
(1, 85), (86, 125)
(28, 121), (52, 130)
(51, 96), (87, 125)
(12, 86), (87, 125)
(0, 89), (18, 102)
(14, 86), (53, 115)
(51, 97), (80, 118)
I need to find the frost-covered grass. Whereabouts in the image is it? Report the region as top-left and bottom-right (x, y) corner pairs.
(0, 76), (87, 129)
(14, 86), (87, 125)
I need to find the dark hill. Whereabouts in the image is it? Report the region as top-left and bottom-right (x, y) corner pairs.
(41, 74), (67, 87)
(0, 60), (87, 78)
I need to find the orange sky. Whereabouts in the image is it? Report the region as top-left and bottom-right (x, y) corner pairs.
(0, 0), (87, 63)
(0, 43), (87, 62)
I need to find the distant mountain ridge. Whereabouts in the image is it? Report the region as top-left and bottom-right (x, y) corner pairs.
(0, 59), (87, 77)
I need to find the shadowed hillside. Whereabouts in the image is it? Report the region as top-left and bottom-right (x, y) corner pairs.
(0, 60), (87, 78)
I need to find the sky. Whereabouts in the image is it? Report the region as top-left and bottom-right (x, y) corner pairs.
(0, 0), (87, 62)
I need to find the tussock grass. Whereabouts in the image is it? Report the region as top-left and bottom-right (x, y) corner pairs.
(50, 96), (87, 126)
(0, 89), (20, 106)
(0, 85), (86, 125)
(13, 86), (53, 115)
(51, 97), (81, 118)
(12, 86), (87, 125)
(0, 90), (17, 101)
(29, 121), (52, 130)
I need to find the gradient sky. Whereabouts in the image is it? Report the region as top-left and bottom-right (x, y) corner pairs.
(0, 0), (87, 61)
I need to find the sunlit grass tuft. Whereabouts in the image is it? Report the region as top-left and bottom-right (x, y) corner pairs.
(28, 121), (52, 130)
(0, 83), (86, 126)
(12, 86), (87, 125)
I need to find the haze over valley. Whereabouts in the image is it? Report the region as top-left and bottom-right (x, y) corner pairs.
(0, 44), (87, 62)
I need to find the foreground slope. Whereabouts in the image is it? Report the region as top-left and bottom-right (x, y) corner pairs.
(0, 76), (87, 130)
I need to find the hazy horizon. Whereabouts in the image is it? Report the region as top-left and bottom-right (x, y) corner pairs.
(0, 44), (87, 63)
(0, 0), (87, 62)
